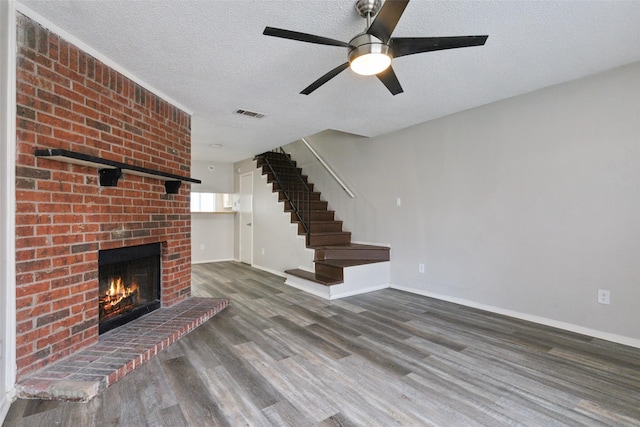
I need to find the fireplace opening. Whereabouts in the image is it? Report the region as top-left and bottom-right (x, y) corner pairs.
(98, 243), (161, 334)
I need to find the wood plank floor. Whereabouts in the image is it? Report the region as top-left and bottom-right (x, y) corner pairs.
(4, 261), (640, 426)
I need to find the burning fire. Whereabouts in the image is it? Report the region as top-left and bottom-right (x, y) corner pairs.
(101, 277), (139, 313)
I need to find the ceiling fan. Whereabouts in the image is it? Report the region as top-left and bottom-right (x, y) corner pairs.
(264, 0), (488, 95)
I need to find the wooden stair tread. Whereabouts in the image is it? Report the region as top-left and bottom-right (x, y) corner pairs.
(285, 208), (334, 213)
(285, 269), (343, 286)
(314, 243), (390, 261)
(315, 259), (387, 268)
(257, 151), (391, 288)
(312, 243), (389, 251)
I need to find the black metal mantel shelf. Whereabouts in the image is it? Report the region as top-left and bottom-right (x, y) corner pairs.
(35, 148), (201, 194)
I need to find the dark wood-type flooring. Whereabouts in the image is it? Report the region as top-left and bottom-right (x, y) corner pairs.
(4, 261), (640, 426)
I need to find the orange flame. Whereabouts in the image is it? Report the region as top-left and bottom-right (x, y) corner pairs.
(104, 277), (138, 308)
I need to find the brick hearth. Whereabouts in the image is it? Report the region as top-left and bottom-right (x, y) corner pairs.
(15, 13), (195, 378)
(16, 297), (228, 402)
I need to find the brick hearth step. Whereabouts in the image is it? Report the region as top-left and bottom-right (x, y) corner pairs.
(15, 297), (228, 402)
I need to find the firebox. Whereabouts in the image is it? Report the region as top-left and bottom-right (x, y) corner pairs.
(98, 243), (161, 334)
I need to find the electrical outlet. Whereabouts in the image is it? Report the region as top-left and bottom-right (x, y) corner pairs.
(597, 289), (610, 305)
(261, 248), (265, 255)
(396, 198), (402, 207)
(418, 263), (425, 273)
(200, 244), (205, 250)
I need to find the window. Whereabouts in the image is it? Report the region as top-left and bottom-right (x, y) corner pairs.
(190, 192), (235, 213)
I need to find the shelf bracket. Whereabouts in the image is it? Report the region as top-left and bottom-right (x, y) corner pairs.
(164, 181), (182, 194)
(99, 168), (122, 187)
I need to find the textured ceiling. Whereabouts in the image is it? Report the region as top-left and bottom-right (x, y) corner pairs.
(17, 0), (640, 163)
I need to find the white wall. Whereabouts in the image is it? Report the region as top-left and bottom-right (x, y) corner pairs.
(285, 131), (382, 245)
(191, 213), (235, 263)
(233, 159), (314, 276)
(190, 160), (235, 264)
(1, 0), (17, 421)
(284, 63), (640, 345)
(191, 160), (234, 193)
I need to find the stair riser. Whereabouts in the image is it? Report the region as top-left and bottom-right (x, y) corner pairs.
(315, 248), (390, 261)
(265, 172), (310, 185)
(272, 180), (313, 190)
(291, 211), (334, 222)
(298, 222), (343, 234)
(264, 167), (309, 181)
(284, 200), (328, 211)
(309, 233), (351, 247)
(257, 157), (297, 169)
(279, 192), (321, 202)
(314, 263), (344, 281)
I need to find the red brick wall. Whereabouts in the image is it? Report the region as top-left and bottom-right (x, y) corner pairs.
(15, 13), (193, 378)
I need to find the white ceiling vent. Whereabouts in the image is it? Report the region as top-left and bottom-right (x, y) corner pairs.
(234, 109), (266, 119)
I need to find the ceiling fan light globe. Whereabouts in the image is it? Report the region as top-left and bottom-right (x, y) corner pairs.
(350, 52), (392, 75)
(348, 34), (392, 76)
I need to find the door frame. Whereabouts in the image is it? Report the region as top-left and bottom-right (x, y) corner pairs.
(239, 172), (253, 265)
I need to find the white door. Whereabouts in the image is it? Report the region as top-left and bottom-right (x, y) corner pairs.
(239, 173), (253, 265)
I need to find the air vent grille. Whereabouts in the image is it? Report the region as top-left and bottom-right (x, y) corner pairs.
(234, 109), (266, 119)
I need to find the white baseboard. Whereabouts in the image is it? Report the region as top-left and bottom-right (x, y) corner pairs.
(391, 284), (640, 349)
(284, 277), (332, 299)
(191, 258), (235, 265)
(1, 388), (15, 425)
(328, 283), (389, 300)
(251, 264), (287, 278)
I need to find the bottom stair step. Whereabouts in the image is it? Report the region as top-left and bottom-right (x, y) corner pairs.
(284, 269), (343, 286)
(285, 261), (390, 300)
(315, 259), (388, 268)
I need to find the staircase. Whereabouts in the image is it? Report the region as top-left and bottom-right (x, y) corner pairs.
(255, 150), (390, 299)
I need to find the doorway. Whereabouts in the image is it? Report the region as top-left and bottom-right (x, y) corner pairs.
(239, 173), (253, 265)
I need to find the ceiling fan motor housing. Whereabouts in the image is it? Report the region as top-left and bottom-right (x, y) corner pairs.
(263, 0), (488, 94)
(348, 33), (392, 75)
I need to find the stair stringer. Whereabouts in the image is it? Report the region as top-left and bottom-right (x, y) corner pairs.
(250, 166), (315, 277)
(284, 261), (390, 300)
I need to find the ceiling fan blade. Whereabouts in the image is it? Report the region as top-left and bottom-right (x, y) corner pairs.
(367, 0), (410, 42)
(391, 35), (488, 58)
(376, 66), (404, 95)
(301, 62), (350, 95)
(264, 27), (352, 48)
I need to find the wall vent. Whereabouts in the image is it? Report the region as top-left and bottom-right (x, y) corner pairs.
(234, 109), (266, 119)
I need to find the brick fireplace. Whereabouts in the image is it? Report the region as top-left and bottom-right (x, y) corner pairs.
(15, 14), (194, 378)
